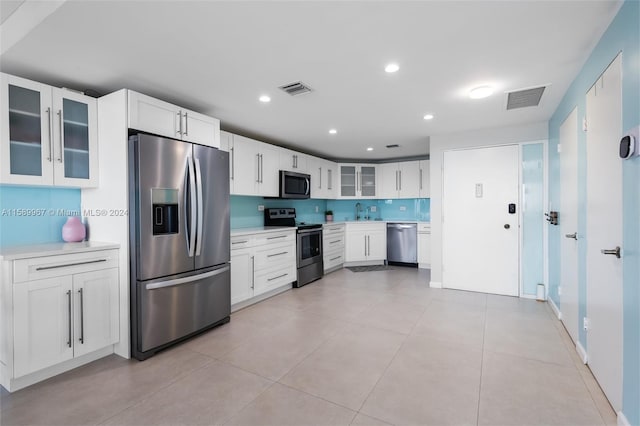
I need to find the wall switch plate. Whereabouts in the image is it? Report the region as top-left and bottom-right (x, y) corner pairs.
(557, 144), (562, 153)
(583, 317), (590, 331)
(258, 205), (264, 211)
(315, 206), (319, 213)
(399, 206), (406, 211)
(370, 206), (377, 212)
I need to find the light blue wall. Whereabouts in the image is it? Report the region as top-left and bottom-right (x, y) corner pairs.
(548, 1), (639, 422)
(0, 186), (82, 247)
(327, 198), (430, 222)
(230, 196), (327, 228)
(521, 144), (544, 296)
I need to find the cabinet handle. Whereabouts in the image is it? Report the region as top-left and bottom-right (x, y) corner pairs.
(268, 273), (288, 282)
(57, 110), (63, 163)
(364, 235), (367, 256)
(330, 256), (342, 261)
(230, 147), (235, 180)
(395, 171), (398, 191)
(46, 107), (53, 161)
(420, 169), (423, 190)
(36, 259), (107, 271)
(319, 167), (322, 189)
(329, 239), (341, 244)
(184, 112), (188, 136)
(267, 235), (287, 240)
(367, 235), (370, 256)
(251, 256), (255, 289)
(261, 154), (264, 183)
(399, 170), (402, 191)
(78, 288), (84, 344)
(328, 169), (332, 190)
(256, 154), (260, 183)
(267, 251), (288, 257)
(66, 290), (72, 348)
(232, 240), (248, 244)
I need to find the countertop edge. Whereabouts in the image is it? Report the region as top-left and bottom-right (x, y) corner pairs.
(0, 241), (121, 261)
(231, 226), (297, 237)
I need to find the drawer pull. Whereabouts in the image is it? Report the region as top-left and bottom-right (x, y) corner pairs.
(329, 256), (342, 261)
(267, 235), (287, 240)
(267, 251), (288, 258)
(268, 273), (288, 282)
(36, 259), (107, 271)
(232, 240), (248, 244)
(329, 240), (341, 244)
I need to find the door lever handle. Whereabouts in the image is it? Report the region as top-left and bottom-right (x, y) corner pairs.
(565, 233), (577, 240)
(600, 247), (621, 258)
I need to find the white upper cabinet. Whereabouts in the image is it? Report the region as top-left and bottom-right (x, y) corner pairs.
(229, 134), (278, 197)
(339, 164), (377, 199)
(128, 91), (220, 148)
(378, 160), (422, 199)
(279, 148), (308, 173)
(309, 157), (337, 199)
(1, 73), (98, 187)
(419, 160), (430, 197)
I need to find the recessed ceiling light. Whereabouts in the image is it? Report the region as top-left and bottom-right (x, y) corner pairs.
(367, 147), (374, 151)
(329, 129), (337, 134)
(469, 86), (494, 99)
(259, 95), (271, 103)
(385, 63), (400, 73)
(423, 114), (434, 120)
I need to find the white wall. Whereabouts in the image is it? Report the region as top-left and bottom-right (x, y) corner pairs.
(429, 122), (548, 288)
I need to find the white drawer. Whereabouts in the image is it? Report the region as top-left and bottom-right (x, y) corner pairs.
(418, 223), (431, 232)
(254, 243), (296, 270)
(254, 231), (295, 247)
(324, 234), (344, 249)
(231, 235), (255, 250)
(323, 224), (345, 235)
(13, 249), (119, 283)
(324, 252), (344, 271)
(254, 264), (296, 295)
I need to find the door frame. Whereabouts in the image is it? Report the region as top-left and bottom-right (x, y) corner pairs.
(441, 140), (548, 298)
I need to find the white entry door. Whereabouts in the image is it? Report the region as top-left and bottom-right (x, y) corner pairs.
(443, 145), (520, 296)
(559, 107), (580, 344)
(586, 54), (623, 412)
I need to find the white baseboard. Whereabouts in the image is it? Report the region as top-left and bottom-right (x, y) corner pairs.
(520, 294), (537, 300)
(617, 411), (630, 426)
(548, 297), (563, 320)
(576, 341), (588, 364)
(429, 281), (442, 289)
(418, 263), (431, 270)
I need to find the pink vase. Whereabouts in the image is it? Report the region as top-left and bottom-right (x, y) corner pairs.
(62, 216), (86, 242)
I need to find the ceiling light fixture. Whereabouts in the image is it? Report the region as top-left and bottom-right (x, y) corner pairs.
(385, 63), (400, 73)
(367, 147), (374, 151)
(469, 86), (494, 99)
(423, 114), (434, 120)
(329, 129), (337, 134)
(259, 95), (271, 103)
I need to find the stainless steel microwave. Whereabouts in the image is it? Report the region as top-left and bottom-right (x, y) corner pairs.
(279, 170), (311, 199)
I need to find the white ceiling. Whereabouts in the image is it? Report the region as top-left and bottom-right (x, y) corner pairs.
(0, 0), (621, 160)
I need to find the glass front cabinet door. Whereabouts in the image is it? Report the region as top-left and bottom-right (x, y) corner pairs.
(1, 74), (98, 187)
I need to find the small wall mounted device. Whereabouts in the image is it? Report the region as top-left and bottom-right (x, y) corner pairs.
(620, 135), (637, 159)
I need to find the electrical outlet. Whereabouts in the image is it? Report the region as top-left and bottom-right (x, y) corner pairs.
(258, 205), (264, 211)
(399, 206), (406, 211)
(370, 206), (377, 212)
(558, 287), (562, 296)
(583, 317), (590, 331)
(315, 206), (319, 213)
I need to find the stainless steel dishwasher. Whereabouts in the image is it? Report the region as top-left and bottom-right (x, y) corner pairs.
(387, 223), (418, 265)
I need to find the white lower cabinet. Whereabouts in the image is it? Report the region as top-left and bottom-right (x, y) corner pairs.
(344, 222), (386, 264)
(230, 229), (296, 309)
(417, 223), (431, 269)
(323, 223), (345, 272)
(1, 246), (120, 392)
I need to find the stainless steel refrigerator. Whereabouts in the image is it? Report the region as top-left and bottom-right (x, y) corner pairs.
(128, 133), (230, 360)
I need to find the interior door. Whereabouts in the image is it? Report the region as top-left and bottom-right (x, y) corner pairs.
(586, 54), (623, 411)
(443, 145), (520, 296)
(193, 144), (230, 270)
(559, 107), (580, 344)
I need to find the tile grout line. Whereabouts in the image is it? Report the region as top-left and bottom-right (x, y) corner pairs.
(475, 296), (488, 426)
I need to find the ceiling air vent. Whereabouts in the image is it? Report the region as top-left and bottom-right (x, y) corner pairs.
(386, 144), (400, 149)
(506, 86), (546, 110)
(279, 81), (313, 96)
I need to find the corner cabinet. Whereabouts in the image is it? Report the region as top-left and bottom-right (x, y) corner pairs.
(128, 91), (220, 148)
(1, 245), (120, 392)
(0, 73), (99, 187)
(339, 164), (377, 199)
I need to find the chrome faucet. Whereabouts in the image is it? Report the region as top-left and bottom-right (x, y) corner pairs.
(355, 202), (362, 220)
(365, 206), (370, 220)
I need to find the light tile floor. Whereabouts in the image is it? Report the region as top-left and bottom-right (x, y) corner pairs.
(0, 267), (616, 426)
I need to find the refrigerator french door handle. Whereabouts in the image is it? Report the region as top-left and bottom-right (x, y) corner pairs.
(185, 156), (197, 257)
(194, 157), (204, 256)
(145, 266), (231, 290)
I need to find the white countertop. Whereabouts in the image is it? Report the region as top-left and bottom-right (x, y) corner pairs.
(231, 226), (296, 237)
(325, 220), (430, 225)
(0, 241), (120, 261)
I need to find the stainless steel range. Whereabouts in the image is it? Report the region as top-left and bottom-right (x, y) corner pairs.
(264, 208), (323, 287)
